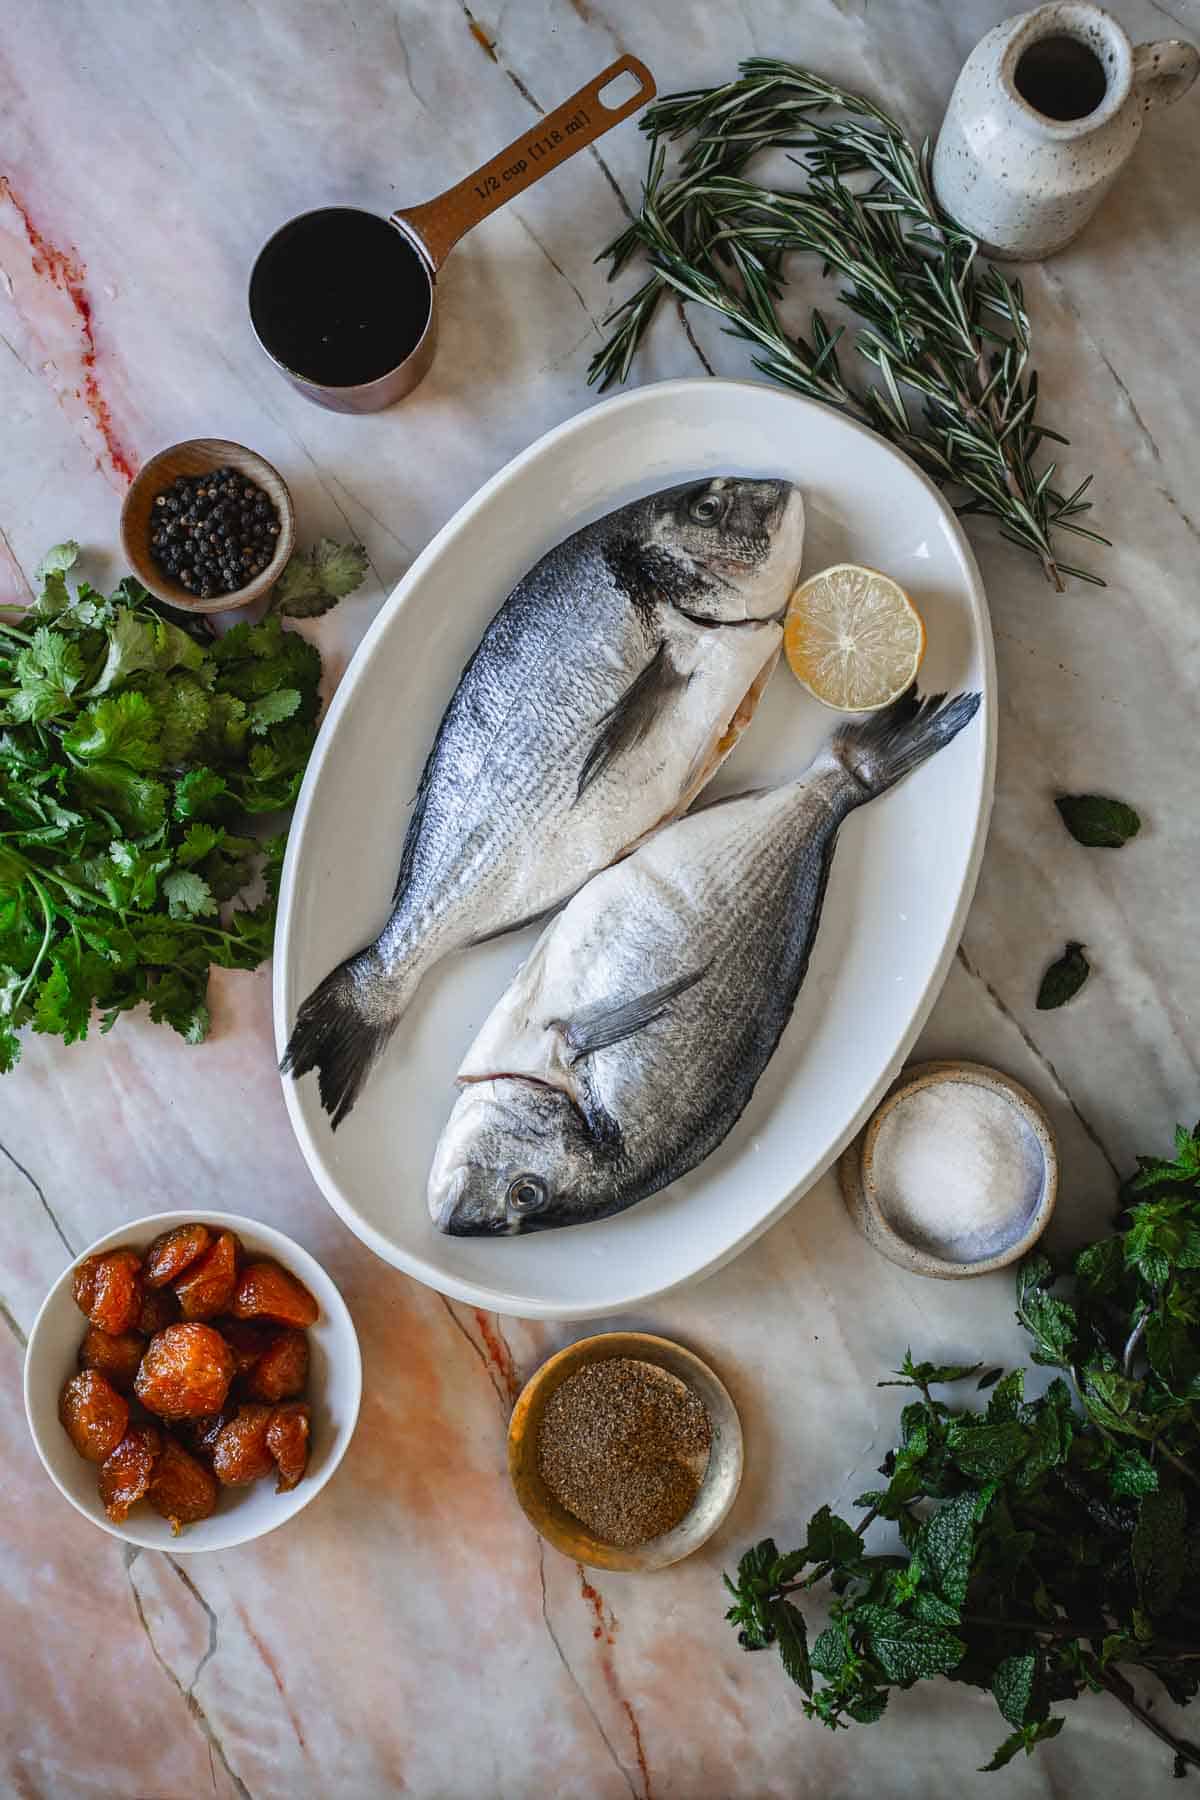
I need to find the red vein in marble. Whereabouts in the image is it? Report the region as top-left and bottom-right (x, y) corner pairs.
(0, 177), (135, 490)
(236, 1610), (309, 1754)
(575, 1569), (651, 1799)
(471, 1308), (521, 1403)
(577, 1568), (617, 1644)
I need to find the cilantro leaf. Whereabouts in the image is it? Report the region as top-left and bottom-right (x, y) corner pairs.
(5, 627), (85, 723)
(162, 870), (217, 919)
(247, 687), (301, 734)
(272, 536), (369, 617)
(64, 692), (162, 769)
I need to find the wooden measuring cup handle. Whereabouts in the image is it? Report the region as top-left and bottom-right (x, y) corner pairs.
(391, 55), (655, 272)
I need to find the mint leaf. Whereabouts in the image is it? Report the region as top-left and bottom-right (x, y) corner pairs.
(272, 536), (368, 617)
(992, 1652), (1036, 1728)
(981, 1718), (1064, 1771)
(1037, 941), (1089, 1010)
(810, 1624), (846, 1679)
(855, 1606), (965, 1682)
(805, 1505), (862, 1567)
(1109, 1449), (1158, 1498)
(1055, 794), (1141, 849)
(914, 1490), (988, 1607)
(771, 1599), (812, 1694)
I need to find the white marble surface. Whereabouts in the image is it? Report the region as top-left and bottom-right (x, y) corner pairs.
(2, 0), (1198, 1794)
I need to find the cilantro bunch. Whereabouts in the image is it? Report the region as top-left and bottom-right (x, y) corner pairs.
(0, 539), (365, 1068)
(726, 1124), (1200, 1776)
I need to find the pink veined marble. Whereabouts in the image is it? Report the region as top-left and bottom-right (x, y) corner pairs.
(1, 0), (1198, 1794)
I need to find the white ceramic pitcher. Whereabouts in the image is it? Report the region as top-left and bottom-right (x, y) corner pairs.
(932, 2), (1198, 259)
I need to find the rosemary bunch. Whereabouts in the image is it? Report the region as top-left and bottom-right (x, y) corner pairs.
(591, 59), (1106, 589)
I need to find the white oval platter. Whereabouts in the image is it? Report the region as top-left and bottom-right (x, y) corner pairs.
(274, 378), (996, 1319)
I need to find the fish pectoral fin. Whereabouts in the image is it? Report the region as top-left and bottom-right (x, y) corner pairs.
(557, 965), (708, 1061)
(576, 642), (688, 802)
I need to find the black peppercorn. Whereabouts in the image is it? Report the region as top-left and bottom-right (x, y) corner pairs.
(147, 465), (282, 598)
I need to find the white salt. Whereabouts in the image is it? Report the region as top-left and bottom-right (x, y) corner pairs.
(871, 1080), (1046, 1263)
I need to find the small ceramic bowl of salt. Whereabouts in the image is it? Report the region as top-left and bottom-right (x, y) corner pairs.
(839, 1061), (1057, 1279)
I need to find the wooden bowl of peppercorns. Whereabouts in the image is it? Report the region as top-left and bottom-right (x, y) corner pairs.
(120, 438), (295, 613)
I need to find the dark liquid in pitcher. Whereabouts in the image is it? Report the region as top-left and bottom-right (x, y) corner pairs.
(1014, 35), (1108, 120)
(250, 208), (431, 386)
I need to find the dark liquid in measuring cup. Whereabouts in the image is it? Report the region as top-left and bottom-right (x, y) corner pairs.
(1014, 34), (1108, 120)
(250, 208), (431, 387)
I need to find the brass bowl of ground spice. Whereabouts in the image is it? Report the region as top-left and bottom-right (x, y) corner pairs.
(507, 1333), (743, 1572)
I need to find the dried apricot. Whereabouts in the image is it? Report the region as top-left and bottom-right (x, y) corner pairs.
(71, 1248), (143, 1335)
(78, 1326), (144, 1394)
(143, 1223), (212, 1288)
(216, 1316), (271, 1379)
(148, 1433), (219, 1534)
(99, 1424), (162, 1523)
(247, 1327), (309, 1403)
(59, 1370), (130, 1463)
(134, 1322), (234, 1420)
(231, 1261), (318, 1328)
(184, 1408), (236, 1466)
(138, 1285), (180, 1335)
(211, 1404), (275, 1486)
(267, 1402), (311, 1494)
(175, 1230), (239, 1320)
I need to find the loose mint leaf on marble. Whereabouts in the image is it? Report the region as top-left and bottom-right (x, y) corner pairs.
(1037, 941), (1090, 1010)
(1055, 793), (1141, 848)
(271, 536), (369, 617)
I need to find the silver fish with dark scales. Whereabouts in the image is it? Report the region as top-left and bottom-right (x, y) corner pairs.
(428, 690), (982, 1235)
(282, 477), (806, 1125)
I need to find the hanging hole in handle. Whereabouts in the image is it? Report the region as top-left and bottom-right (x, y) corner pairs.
(598, 67), (644, 111)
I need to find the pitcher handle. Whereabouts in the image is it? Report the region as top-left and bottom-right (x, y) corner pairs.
(1132, 38), (1200, 110)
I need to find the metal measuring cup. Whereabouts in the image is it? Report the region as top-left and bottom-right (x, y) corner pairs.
(249, 55), (655, 413)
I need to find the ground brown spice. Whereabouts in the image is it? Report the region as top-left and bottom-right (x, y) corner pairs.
(537, 1357), (712, 1547)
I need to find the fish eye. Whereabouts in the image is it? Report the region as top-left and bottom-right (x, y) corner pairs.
(689, 491), (724, 526)
(507, 1174), (549, 1214)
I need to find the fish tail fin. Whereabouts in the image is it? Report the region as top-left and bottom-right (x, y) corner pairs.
(832, 687), (982, 799)
(281, 946), (420, 1130)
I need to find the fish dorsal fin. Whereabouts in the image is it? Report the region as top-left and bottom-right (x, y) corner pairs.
(576, 643), (688, 802)
(558, 966), (707, 1061)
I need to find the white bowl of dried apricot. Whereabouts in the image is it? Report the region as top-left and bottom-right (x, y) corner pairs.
(23, 1212), (361, 1550)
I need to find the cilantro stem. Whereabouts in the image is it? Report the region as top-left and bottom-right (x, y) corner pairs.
(13, 872), (55, 1010)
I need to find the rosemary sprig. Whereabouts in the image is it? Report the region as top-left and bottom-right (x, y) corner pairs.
(590, 59), (1107, 590)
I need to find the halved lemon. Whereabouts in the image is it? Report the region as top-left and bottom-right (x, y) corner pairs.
(784, 563), (925, 712)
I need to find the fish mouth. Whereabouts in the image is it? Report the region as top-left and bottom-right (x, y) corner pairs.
(427, 1078), (575, 1236)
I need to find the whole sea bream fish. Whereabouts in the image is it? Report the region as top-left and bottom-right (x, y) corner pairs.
(427, 690), (981, 1235)
(283, 477), (806, 1125)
